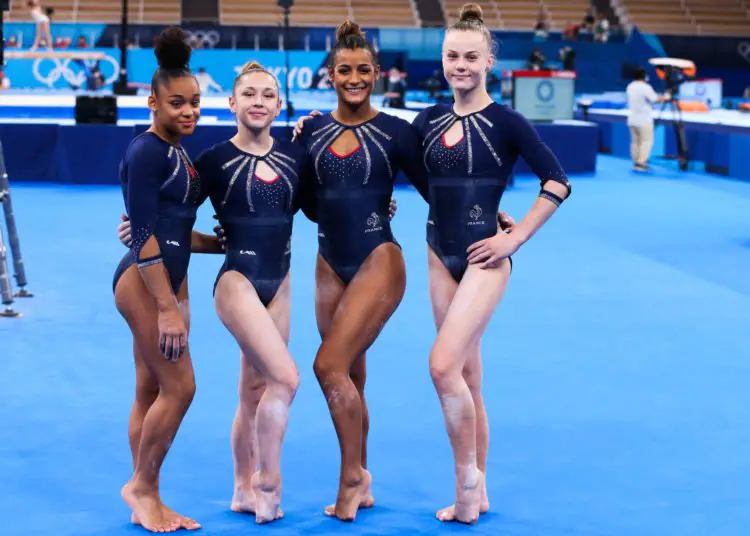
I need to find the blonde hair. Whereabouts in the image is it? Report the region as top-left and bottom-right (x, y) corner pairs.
(233, 60), (280, 93)
(447, 3), (497, 56)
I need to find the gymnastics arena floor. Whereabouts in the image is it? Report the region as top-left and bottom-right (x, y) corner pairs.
(1, 154), (749, 535)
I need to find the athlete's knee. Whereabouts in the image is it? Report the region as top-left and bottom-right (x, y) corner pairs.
(270, 365), (300, 403)
(135, 377), (159, 406)
(350, 363), (366, 391)
(313, 353), (347, 385)
(162, 368), (197, 410)
(429, 344), (462, 388)
(240, 376), (266, 411)
(313, 357), (333, 383)
(462, 361), (482, 395)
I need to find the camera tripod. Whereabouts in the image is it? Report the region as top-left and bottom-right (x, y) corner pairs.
(658, 94), (689, 171)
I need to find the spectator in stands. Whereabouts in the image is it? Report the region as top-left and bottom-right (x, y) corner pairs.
(534, 9), (549, 41)
(626, 67), (668, 171)
(533, 21), (548, 41)
(563, 20), (580, 41)
(6, 35), (19, 48)
(195, 67), (223, 94)
(527, 48), (545, 71)
(27, 0), (52, 51)
(582, 12), (595, 34)
(53, 36), (69, 49)
(0, 68), (10, 91)
(594, 12), (610, 43)
(76, 35), (89, 48)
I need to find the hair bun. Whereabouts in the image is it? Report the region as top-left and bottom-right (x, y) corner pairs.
(458, 3), (484, 24)
(154, 27), (191, 70)
(241, 60), (264, 74)
(335, 19), (366, 43)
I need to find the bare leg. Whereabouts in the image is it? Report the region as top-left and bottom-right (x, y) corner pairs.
(315, 265), (375, 513)
(349, 354), (374, 508)
(215, 272), (297, 524)
(127, 309), (198, 529)
(31, 23), (41, 50)
(231, 358), (265, 513)
(313, 244), (405, 521)
(231, 274), (292, 515)
(428, 249), (490, 520)
(127, 343), (158, 526)
(427, 248), (511, 524)
(463, 345), (490, 511)
(116, 268), (200, 533)
(128, 343), (159, 470)
(43, 21), (52, 49)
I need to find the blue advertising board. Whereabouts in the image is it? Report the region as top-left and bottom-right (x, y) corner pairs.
(2, 48), (330, 91)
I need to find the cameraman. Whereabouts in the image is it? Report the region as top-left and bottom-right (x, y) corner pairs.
(626, 68), (667, 171)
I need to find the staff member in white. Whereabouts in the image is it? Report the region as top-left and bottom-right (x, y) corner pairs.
(195, 67), (223, 94)
(626, 68), (667, 171)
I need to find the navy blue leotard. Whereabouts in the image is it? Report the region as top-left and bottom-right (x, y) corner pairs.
(296, 112), (428, 284)
(113, 131), (201, 294)
(414, 102), (570, 282)
(195, 138), (315, 306)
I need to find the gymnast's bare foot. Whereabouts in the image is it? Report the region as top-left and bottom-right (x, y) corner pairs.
(324, 469), (373, 521)
(122, 480), (182, 533)
(436, 469), (486, 524)
(436, 497), (489, 522)
(361, 475), (375, 509)
(132, 506), (200, 530)
(251, 471), (284, 524)
(231, 479), (257, 514)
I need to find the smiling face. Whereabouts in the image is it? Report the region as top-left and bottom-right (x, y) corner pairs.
(442, 29), (494, 93)
(230, 70), (282, 132)
(329, 48), (380, 107)
(149, 75), (201, 138)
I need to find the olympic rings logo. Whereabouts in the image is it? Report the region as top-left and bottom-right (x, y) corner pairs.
(738, 42), (750, 63)
(32, 55), (120, 87)
(536, 80), (555, 102)
(184, 30), (221, 49)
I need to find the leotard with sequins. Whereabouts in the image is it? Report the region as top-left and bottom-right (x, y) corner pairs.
(195, 138), (315, 306)
(414, 102), (570, 282)
(113, 132), (201, 294)
(296, 112), (428, 284)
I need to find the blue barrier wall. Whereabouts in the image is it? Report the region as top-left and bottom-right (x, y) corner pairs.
(0, 122), (598, 184)
(588, 112), (750, 181)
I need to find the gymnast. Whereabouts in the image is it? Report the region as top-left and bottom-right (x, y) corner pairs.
(417, 3), (572, 524)
(194, 60), (318, 523)
(290, 19), (441, 521)
(112, 27), (217, 533)
(27, 0), (52, 50)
